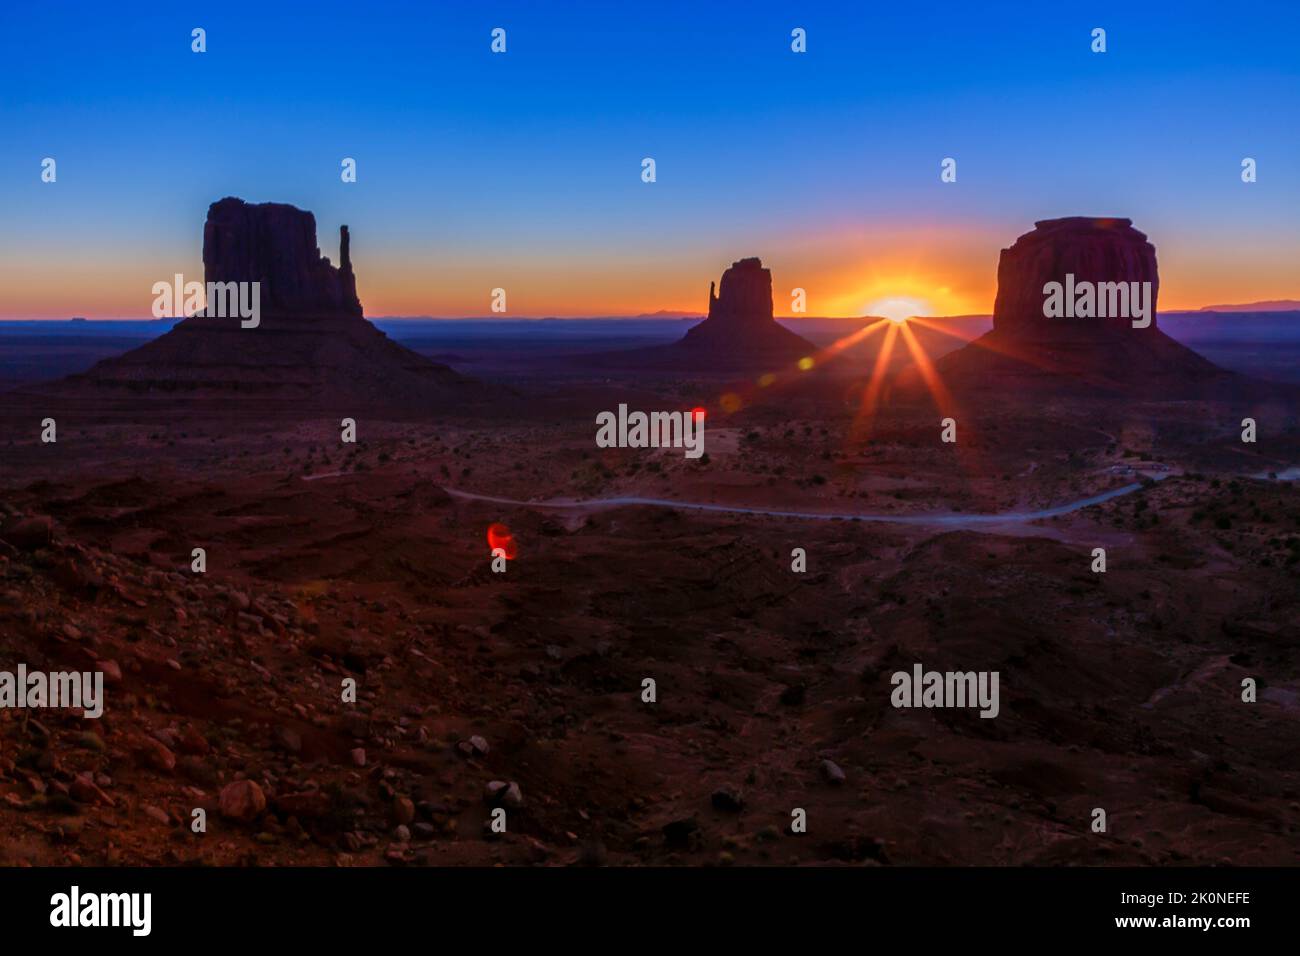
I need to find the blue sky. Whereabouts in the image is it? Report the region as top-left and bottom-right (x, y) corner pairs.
(1, 0), (1297, 317)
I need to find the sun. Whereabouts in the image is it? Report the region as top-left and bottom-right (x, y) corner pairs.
(866, 296), (930, 324)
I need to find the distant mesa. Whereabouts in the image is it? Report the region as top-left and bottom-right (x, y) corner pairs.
(634, 310), (704, 320)
(1197, 300), (1300, 313)
(52, 198), (477, 408)
(926, 217), (1232, 394)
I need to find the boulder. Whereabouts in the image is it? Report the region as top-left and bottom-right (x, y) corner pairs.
(219, 779), (267, 823)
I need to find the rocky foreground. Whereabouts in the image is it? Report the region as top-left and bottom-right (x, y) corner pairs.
(0, 394), (1297, 867)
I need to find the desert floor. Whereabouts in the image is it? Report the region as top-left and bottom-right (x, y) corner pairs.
(1, 352), (1297, 866)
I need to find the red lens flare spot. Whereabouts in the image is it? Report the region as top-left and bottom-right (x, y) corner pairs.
(486, 523), (517, 560)
(691, 406), (706, 421)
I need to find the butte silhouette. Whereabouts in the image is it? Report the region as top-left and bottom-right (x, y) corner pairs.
(55, 198), (476, 410)
(924, 217), (1233, 395)
(599, 256), (816, 370)
(679, 257), (816, 360)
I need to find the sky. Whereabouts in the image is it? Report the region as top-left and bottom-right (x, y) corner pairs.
(0, 0), (1297, 319)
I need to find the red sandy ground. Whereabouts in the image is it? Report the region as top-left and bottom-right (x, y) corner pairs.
(0, 381), (1297, 866)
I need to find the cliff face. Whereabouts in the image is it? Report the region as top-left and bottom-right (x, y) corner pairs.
(925, 217), (1230, 395)
(203, 198), (361, 317)
(706, 257), (776, 326)
(992, 217), (1159, 341)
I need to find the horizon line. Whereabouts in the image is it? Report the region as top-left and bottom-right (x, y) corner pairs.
(3, 305), (1300, 324)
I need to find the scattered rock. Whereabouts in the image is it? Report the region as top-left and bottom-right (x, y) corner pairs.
(69, 773), (113, 807)
(393, 796), (415, 825)
(219, 779), (267, 823)
(484, 780), (524, 808)
(820, 759), (846, 785)
(176, 726), (210, 756)
(711, 787), (745, 813)
(96, 660), (123, 684)
(130, 735), (176, 773)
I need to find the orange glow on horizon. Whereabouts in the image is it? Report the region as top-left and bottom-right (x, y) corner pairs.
(1, 221), (1294, 319)
(865, 296), (930, 323)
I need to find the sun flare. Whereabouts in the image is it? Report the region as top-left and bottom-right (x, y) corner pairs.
(866, 296), (930, 324)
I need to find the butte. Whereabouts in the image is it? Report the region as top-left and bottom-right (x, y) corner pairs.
(47, 197), (481, 413)
(598, 257), (816, 371)
(921, 217), (1235, 396)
